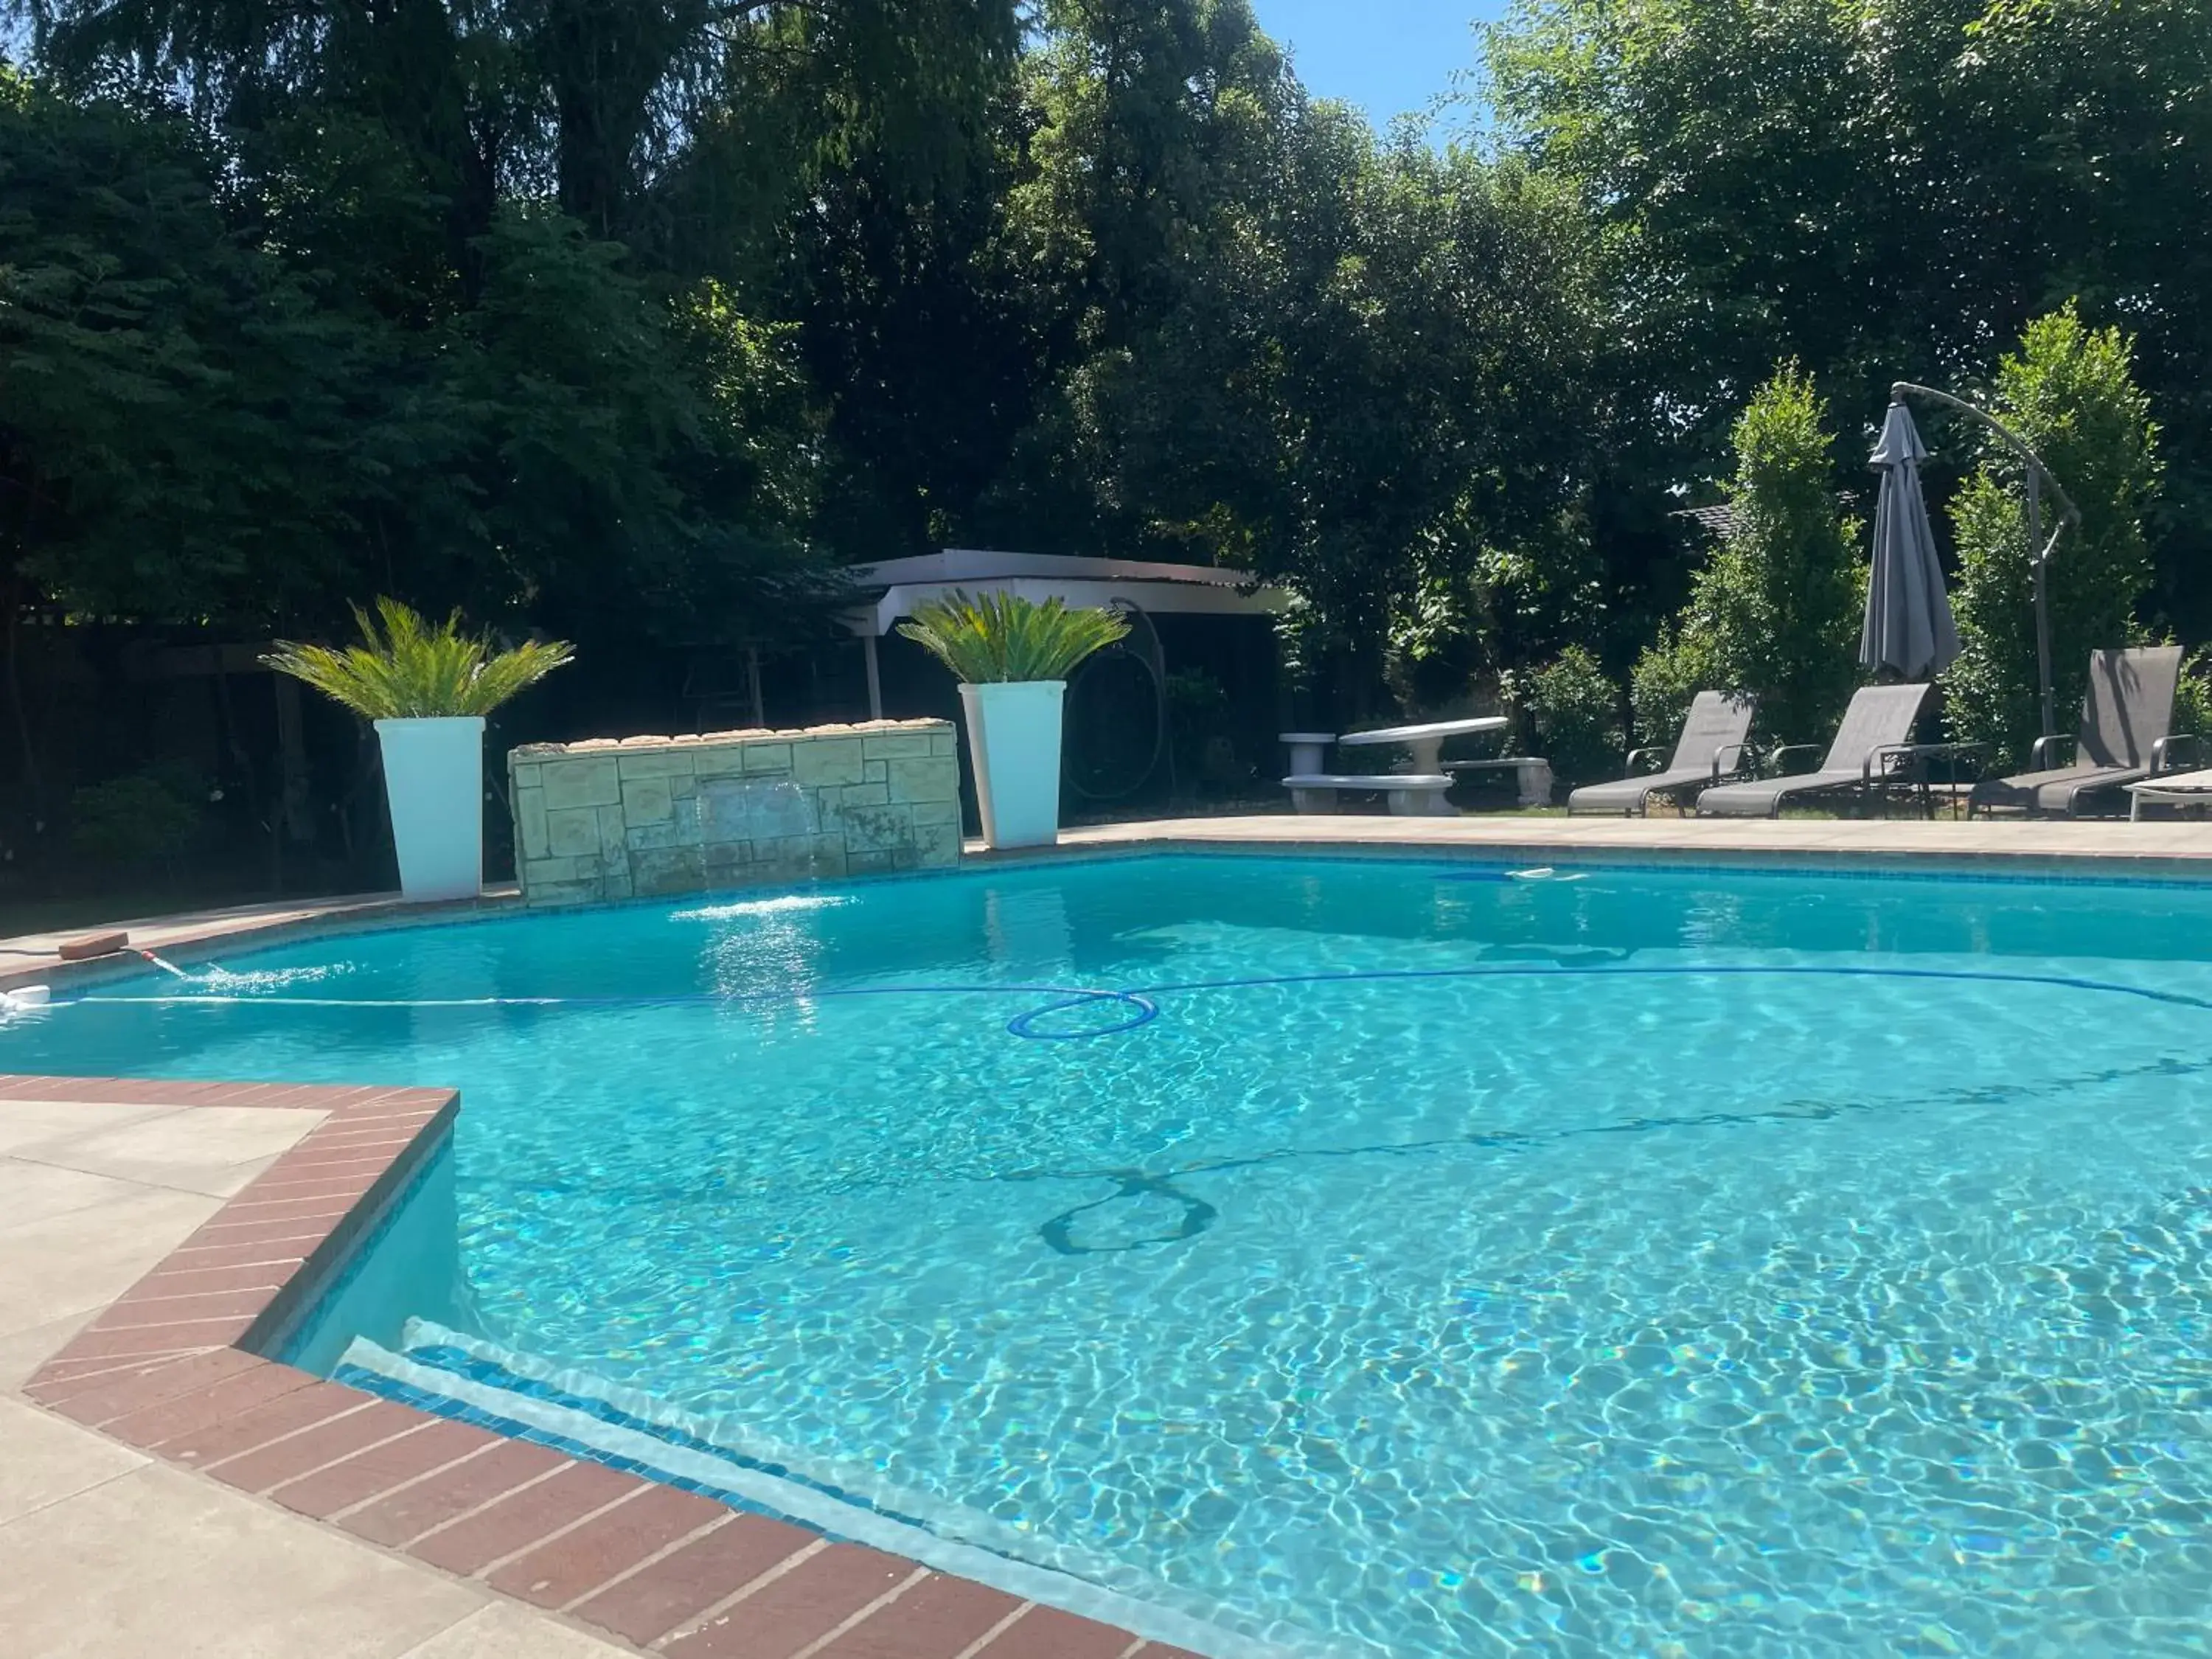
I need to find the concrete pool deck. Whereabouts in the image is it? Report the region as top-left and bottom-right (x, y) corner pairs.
(2, 808), (2208, 1656)
(1038, 809), (2212, 872)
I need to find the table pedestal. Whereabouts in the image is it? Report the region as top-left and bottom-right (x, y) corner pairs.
(1279, 732), (1337, 775)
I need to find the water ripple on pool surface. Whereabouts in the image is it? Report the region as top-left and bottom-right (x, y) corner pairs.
(10, 855), (2212, 1656)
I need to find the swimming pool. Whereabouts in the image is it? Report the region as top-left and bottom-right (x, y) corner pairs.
(6, 853), (2211, 1655)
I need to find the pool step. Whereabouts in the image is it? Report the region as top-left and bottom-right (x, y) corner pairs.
(337, 1321), (1316, 1659)
(339, 1320), (933, 1535)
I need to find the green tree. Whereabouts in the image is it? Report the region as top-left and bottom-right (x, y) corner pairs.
(1489, 0), (1914, 422)
(0, 69), (367, 623)
(974, 1), (1607, 709)
(433, 209), (827, 644)
(29, 1), (1020, 251)
(0, 72), (827, 644)
(1488, 0), (2212, 636)
(1943, 307), (2161, 765)
(11, 0), (1015, 622)
(1632, 366), (1863, 745)
(782, 77), (1050, 557)
(1955, 0), (2211, 622)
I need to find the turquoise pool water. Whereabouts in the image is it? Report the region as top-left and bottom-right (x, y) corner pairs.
(5, 854), (2212, 1655)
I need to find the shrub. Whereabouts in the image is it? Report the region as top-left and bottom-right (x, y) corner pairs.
(1943, 307), (2162, 767)
(2169, 647), (2212, 754)
(1514, 645), (1624, 785)
(1631, 365), (1864, 748)
(1630, 619), (1722, 749)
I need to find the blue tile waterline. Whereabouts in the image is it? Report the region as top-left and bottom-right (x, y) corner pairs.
(5, 854), (2212, 1656)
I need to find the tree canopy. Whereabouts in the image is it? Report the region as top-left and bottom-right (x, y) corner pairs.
(1489, 0), (2212, 633)
(3, 0), (2208, 712)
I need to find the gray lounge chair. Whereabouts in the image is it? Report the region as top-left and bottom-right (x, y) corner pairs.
(1967, 646), (2188, 818)
(1568, 692), (1756, 815)
(1697, 684), (1930, 818)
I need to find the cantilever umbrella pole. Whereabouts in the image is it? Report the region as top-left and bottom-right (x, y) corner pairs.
(1890, 381), (2081, 740)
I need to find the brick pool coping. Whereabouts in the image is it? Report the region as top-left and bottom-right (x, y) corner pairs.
(5, 1074), (1189, 1659)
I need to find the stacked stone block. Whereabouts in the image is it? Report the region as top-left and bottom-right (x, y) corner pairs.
(507, 720), (961, 905)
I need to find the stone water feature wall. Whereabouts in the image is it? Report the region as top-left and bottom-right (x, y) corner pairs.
(507, 720), (961, 905)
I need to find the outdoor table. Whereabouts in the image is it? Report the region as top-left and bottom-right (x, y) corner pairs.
(1278, 732), (1338, 776)
(2126, 768), (2212, 820)
(1337, 717), (1508, 776)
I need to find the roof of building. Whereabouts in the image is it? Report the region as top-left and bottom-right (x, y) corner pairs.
(1672, 502), (1737, 538)
(838, 548), (1285, 636)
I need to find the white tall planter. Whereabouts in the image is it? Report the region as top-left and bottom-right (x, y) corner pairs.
(959, 680), (1065, 849)
(374, 717), (486, 901)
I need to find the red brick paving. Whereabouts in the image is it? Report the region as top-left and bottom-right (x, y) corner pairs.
(267, 1415), (500, 1519)
(661, 1542), (916, 1659)
(93, 1287), (283, 1326)
(148, 1241), (319, 1276)
(206, 1397), (425, 1494)
(974, 1605), (1149, 1659)
(57, 1316), (256, 1362)
(187, 1214), (358, 1251)
(340, 1436), (568, 1548)
(39, 1344), (266, 1419)
(218, 1190), (374, 1222)
(242, 1171), (385, 1202)
(406, 1456), (641, 1576)
(100, 1355), (321, 1450)
(6, 1071), (1194, 1659)
(487, 1482), (729, 1609)
(813, 1572), (1026, 1658)
(569, 1512), (818, 1645)
(29, 1357), (202, 1404)
(153, 1377), (369, 1465)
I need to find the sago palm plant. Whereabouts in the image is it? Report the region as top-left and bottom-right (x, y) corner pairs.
(263, 599), (574, 718)
(896, 591), (1130, 684)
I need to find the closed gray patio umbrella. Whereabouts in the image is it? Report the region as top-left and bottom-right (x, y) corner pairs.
(1860, 400), (1959, 679)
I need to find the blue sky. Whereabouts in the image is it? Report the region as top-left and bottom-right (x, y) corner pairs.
(1249, 0), (1509, 127)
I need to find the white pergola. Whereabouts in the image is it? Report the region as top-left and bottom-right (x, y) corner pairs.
(840, 548), (1285, 719)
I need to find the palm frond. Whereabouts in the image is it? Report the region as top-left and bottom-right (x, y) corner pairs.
(895, 591), (1131, 684)
(263, 598), (575, 719)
